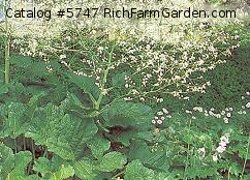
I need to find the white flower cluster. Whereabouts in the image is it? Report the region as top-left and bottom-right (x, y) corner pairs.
(237, 92), (249, 114)
(202, 107), (234, 123)
(152, 108), (171, 125)
(124, 75), (135, 89)
(212, 134), (230, 162)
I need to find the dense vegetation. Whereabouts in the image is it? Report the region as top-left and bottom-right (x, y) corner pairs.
(0, 0), (250, 179)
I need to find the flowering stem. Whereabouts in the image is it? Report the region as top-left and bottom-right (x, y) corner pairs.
(240, 133), (250, 179)
(95, 43), (116, 110)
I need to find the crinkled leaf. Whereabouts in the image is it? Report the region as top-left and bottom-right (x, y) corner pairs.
(0, 93), (45, 138)
(73, 158), (97, 180)
(129, 140), (170, 171)
(0, 145), (33, 179)
(67, 72), (100, 100)
(33, 157), (51, 177)
(0, 143), (15, 178)
(34, 156), (74, 179)
(102, 99), (153, 130)
(8, 151), (32, 178)
(124, 160), (155, 180)
(97, 151), (127, 172)
(69, 93), (85, 109)
(0, 102), (26, 138)
(26, 103), (98, 160)
(87, 135), (110, 159)
(52, 164), (74, 180)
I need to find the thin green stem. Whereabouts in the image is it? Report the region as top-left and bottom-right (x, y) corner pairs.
(240, 133), (250, 180)
(184, 118), (192, 180)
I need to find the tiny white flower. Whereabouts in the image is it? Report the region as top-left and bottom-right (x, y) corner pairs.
(162, 108), (169, 114)
(238, 111), (243, 114)
(215, 114), (221, 118)
(152, 120), (156, 124)
(185, 110), (192, 114)
(157, 111), (164, 116)
(59, 54), (66, 60)
(154, 116), (159, 120)
(226, 113), (231, 118)
(246, 102), (250, 109)
(209, 111), (214, 116)
(212, 154), (218, 162)
(97, 46), (104, 52)
(223, 117), (229, 123)
(140, 97), (145, 101)
(219, 141), (227, 147)
(161, 116), (165, 120)
(157, 120), (163, 124)
(216, 146), (226, 153)
(193, 107), (203, 112)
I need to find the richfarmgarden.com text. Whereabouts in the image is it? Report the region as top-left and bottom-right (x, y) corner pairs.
(3, 7), (237, 21)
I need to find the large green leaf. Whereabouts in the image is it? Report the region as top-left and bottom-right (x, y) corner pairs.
(0, 144), (32, 179)
(0, 102), (26, 138)
(8, 151), (32, 178)
(102, 99), (153, 130)
(97, 151), (127, 172)
(33, 156), (74, 179)
(26, 102), (98, 160)
(0, 143), (15, 178)
(0, 93), (45, 138)
(87, 135), (111, 159)
(33, 157), (51, 177)
(128, 141), (170, 172)
(73, 158), (98, 180)
(124, 160), (155, 180)
(67, 72), (101, 100)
